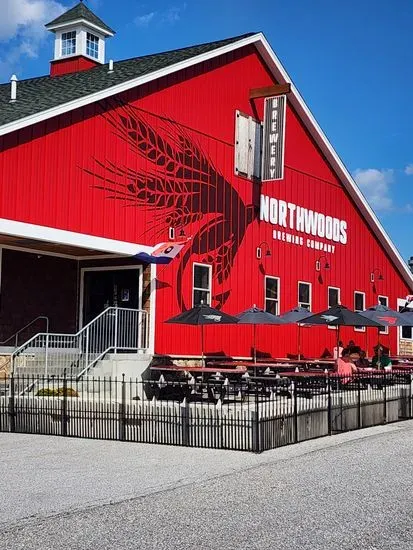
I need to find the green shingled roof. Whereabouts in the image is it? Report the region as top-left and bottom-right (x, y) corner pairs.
(45, 1), (115, 35)
(0, 33), (256, 129)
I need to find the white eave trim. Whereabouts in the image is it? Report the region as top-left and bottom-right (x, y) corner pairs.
(0, 31), (411, 289)
(0, 218), (153, 257)
(45, 18), (115, 37)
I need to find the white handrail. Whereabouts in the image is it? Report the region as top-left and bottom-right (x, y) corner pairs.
(11, 307), (149, 378)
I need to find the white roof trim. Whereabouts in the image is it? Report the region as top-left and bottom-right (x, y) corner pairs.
(0, 32), (411, 288)
(0, 218), (152, 257)
(45, 18), (114, 37)
(0, 34), (258, 138)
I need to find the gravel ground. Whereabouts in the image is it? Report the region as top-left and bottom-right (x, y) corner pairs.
(1, 423), (413, 549)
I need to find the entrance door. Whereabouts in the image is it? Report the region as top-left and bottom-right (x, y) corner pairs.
(82, 268), (141, 325)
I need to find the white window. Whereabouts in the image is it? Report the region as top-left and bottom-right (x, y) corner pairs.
(354, 291), (366, 332)
(327, 287), (340, 329)
(193, 263), (211, 306)
(265, 276), (280, 315)
(298, 282), (311, 310)
(234, 111), (262, 179)
(86, 33), (99, 59)
(328, 286), (340, 308)
(61, 31), (76, 56)
(378, 295), (389, 334)
(398, 299), (413, 341)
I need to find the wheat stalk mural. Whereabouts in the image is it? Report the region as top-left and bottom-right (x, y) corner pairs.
(83, 100), (257, 309)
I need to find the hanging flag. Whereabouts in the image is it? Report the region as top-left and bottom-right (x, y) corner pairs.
(133, 238), (191, 264)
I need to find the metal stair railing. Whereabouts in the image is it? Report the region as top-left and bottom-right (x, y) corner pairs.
(11, 307), (149, 378)
(0, 316), (49, 347)
(0, 316), (50, 378)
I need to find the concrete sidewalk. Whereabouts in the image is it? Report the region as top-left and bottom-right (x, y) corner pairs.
(1, 422), (413, 549)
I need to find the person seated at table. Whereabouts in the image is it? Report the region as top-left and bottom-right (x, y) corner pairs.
(335, 346), (360, 383)
(333, 340), (344, 359)
(371, 345), (392, 370)
(355, 350), (370, 369)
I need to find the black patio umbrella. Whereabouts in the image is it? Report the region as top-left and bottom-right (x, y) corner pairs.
(165, 303), (239, 365)
(359, 304), (413, 360)
(303, 305), (383, 357)
(236, 305), (286, 364)
(279, 306), (313, 359)
(360, 304), (413, 327)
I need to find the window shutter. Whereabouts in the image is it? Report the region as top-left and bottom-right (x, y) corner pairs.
(235, 111), (249, 176)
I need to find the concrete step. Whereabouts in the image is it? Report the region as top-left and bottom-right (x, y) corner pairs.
(90, 353), (153, 380)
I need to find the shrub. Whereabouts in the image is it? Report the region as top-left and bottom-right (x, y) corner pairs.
(57, 387), (79, 397)
(36, 387), (58, 396)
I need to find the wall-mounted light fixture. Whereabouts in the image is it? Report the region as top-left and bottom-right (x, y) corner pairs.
(370, 268), (384, 283)
(315, 255), (330, 272)
(256, 241), (272, 260)
(169, 226), (187, 240)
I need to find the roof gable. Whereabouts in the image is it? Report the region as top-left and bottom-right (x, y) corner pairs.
(45, 1), (115, 35)
(0, 31), (411, 289)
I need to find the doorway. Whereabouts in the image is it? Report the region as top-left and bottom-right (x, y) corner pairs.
(80, 266), (143, 326)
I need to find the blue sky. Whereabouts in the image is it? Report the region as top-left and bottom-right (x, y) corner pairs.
(1, 0), (412, 261)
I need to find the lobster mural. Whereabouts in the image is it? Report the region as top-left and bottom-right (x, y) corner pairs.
(83, 100), (259, 310)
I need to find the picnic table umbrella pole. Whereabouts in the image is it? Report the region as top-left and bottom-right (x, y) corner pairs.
(236, 305), (286, 373)
(279, 306), (313, 360)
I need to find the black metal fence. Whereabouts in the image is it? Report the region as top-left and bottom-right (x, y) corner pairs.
(0, 371), (412, 453)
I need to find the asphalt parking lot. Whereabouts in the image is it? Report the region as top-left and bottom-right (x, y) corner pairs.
(1, 422), (413, 549)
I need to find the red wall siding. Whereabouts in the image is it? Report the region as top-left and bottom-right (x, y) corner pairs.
(0, 45), (410, 358)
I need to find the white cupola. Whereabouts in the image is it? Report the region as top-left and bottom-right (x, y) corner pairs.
(45, 0), (115, 77)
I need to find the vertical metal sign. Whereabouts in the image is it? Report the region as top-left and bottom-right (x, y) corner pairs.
(261, 94), (286, 181)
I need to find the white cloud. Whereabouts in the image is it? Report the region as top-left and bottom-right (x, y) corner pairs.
(135, 4), (186, 28)
(353, 168), (394, 211)
(405, 164), (413, 175)
(0, 0), (65, 79)
(135, 12), (156, 27)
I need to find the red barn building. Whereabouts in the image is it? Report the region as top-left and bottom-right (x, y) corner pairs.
(0, 2), (412, 372)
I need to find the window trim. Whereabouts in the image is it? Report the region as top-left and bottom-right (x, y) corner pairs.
(61, 30), (77, 57)
(397, 298), (413, 344)
(298, 281), (312, 311)
(86, 32), (99, 59)
(327, 286), (340, 330)
(378, 295), (389, 334)
(192, 262), (212, 307)
(354, 290), (366, 332)
(264, 275), (280, 316)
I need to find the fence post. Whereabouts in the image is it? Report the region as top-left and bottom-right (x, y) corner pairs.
(251, 382), (260, 453)
(61, 370), (68, 437)
(357, 375), (362, 429)
(327, 375), (332, 436)
(383, 372), (387, 424)
(119, 374), (126, 441)
(8, 374), (16, 433)
(181, 397), (190, 446)
(293, 381), (298, 443)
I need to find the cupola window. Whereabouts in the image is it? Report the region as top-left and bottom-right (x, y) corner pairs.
(61, 31), (76, 56)
(86, 33), (99, 59)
